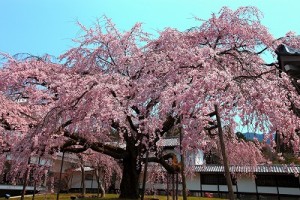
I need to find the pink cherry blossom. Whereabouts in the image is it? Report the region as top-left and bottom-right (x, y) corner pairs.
(1, 6), (300, 199)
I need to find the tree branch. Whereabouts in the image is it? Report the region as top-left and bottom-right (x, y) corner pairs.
(62, 130), (127, 159)
(146, 152), (180, 174)
(233, 69), (276, 82)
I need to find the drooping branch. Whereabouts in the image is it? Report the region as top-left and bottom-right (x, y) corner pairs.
(233, 69), (276, 82)
(19, 111), (38, 122)
(70, 81), (98, 109)
(62, 130), (127, 159)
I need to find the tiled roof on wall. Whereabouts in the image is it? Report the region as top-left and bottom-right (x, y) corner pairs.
(195, 164), (300, 174)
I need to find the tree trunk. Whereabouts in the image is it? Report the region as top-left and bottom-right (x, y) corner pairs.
(95, 169), (105, 198)
(119, 142), (141, 199)
(21, 158), (31, 200)
(80, 164), (86, 196)
(21, 168), (29, 200)
(214, 105), (234, 200)
(180, 154), (187, 200)
(96, 179), (105, 198)
(99, 182), (105, 198)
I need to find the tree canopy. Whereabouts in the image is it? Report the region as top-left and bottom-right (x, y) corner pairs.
(1, 6), (300, 199)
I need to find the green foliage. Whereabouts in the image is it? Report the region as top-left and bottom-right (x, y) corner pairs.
(262, 145), (300, 164)
(283, 153), (300, 164)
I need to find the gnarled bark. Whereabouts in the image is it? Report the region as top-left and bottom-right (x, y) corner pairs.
(119, 140), (141, 199)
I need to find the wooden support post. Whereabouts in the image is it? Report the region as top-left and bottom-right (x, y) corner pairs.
(32, 157), (41, 200)
(179, 128), (187, 200)
(175, 173), (178, 200)
(275, 176), (280, 200)
(199, 173), (202, 197)
(235, 179), (239, 199)
(255, 178), (259, 200)
(90, 170), (94, 192)
(56, 151), (65, 200)
(167, 174), (169, 200)
(21, 157), (31, 200)
(214, 105), (234, 200)
(172, 174), (175, 200)
(141, 151), (149, 200)
(217, 174), (220, 198)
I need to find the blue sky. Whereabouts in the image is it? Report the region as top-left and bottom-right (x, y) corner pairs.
(1, 0), (300, 56)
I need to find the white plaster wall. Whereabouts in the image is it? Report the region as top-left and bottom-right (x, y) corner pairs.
(85, 180), (94, 189)
(145, 183), (179, 190)
(186, 173), (200, 190)
(236, 176), (256, 193)
(69, 172), (120, 189)
(278, 187), (300, 195)
(257, 186), (277, 194)
(201, 185), (218, 191)
(144, 183), (160, 190)
(219, 185), (238, 192)
(69, 172), (97, 189)
(50, 159), (74, 173)
(30, 157), (51, 166)
(69, 172), (82, 188)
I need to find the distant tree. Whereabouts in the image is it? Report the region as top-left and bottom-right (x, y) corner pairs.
(236, 132), (247, 141)
(53, 167), (75, 192)
(85, 152), (121, 198)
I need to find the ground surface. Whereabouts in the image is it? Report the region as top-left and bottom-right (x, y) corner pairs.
(0, 193), (224, 200)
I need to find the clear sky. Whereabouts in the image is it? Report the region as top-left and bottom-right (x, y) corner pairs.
(1, 0), (300, 57)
